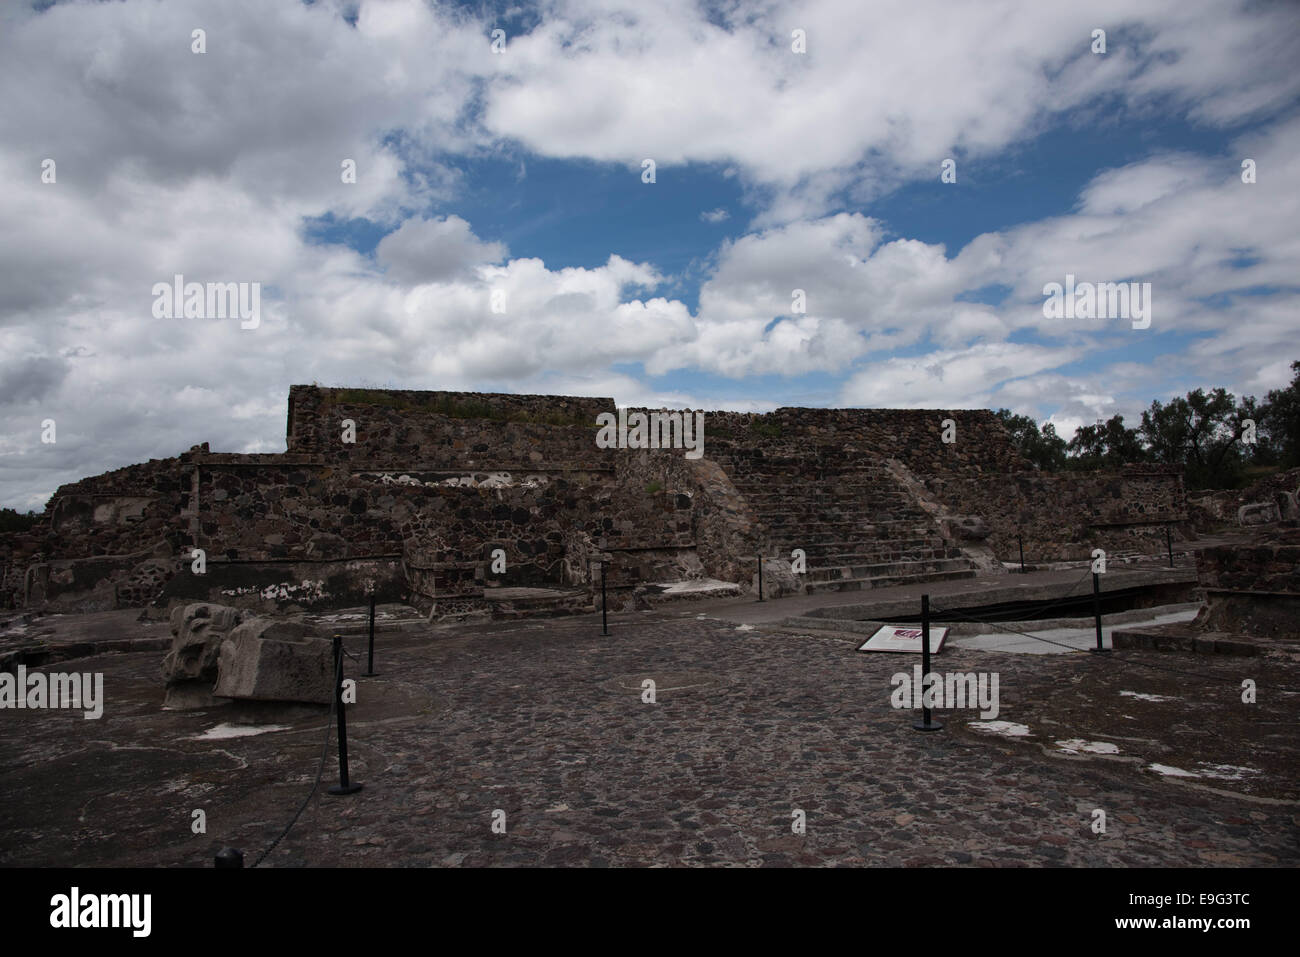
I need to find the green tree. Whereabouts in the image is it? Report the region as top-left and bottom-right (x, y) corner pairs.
(0, 508), (41, 533)
(994, 409), (1067, 471)
(1259, 361), (1300, 468)
(1138, 387), (1252, 489)
(1066, 414), (1146, 470)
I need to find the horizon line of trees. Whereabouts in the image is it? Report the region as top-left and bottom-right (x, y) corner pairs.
(0, 507), (41, 533)
(996, 360), (1300, 490)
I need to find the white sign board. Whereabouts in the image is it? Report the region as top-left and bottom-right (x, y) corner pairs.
(857, 625), (948, 654)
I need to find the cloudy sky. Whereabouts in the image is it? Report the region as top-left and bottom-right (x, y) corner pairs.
(2, 0), (1298, 509)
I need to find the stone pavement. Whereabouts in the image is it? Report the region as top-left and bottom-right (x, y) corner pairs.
(1, 603), (1296, 867)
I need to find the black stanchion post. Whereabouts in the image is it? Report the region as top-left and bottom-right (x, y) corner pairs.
(214, 847), (244, 868)
(362, 593), (377, 677)
(913, 594), (943, 732)
(1091, 572), (1107, 654)
(1166, 526), (1174, 568)
(757, 556), (765, 602)
(600, 560), (610, 636)
(1018, 535), (1025, 575)
(327, 635), (363, 795)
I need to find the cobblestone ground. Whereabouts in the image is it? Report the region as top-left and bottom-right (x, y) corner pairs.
(1, 610), (1296, 867)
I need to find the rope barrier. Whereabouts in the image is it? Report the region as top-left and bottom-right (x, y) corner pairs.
(249, 638), (343, 868)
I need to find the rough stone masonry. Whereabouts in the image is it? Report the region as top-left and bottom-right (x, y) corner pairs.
(0, 386), (1188, 620)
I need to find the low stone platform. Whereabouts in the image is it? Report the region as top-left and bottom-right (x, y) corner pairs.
(0, 608), (172, 671)
(1111, 622), (1287, 657)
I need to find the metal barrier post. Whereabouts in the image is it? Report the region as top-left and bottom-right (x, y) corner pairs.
(327, 635), (363, 795)
(1091, 572), (1108, 654)
(913, 594), (943, 732)
(214, 847), (244, 868)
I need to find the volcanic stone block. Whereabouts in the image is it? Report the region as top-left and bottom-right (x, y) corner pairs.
(213, 619), (332, 704)
(161, 602), (247, 709)
(945, 515), (990, 541)
(162, 602), (246, 684)
(755, 558), (801, 598)
(1238, 502), (1280, 526)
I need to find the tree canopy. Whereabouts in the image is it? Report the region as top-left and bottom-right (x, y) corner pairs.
(994, 361), (1298, 489)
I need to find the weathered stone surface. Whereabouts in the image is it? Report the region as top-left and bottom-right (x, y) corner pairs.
(945, 515), (990, 541)
(117, 557), (178, 607)
(1193, 541), (1300, 639)
(0, 384), (1191, 615)
(304, 532), (349, 559)
(754, 558), (801, 598)
(1238, 502), (1280, 526)
(4, 609), (1298, 867)
(212, 618), (332, 704)
(161, 602), (245, 684)
(1274, 491), (1299, 521)
(161, 602), (247, 709)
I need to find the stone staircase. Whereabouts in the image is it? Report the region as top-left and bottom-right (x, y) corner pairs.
(714, 448), (979, 594)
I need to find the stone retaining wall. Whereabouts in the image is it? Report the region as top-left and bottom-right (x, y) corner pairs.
(924, 466), (1187, 562)
(1195, 539), (1300, 639)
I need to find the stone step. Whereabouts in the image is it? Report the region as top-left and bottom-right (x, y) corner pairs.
(802, 568), (978, 594)
(742, 483), (902, 497)
(800, 549), (958, 566)
(728, 470), (896, 481)
(793, 537), (945, 556)
(764, 522), (941, 538)
(760, 513), (930, 529)
(739, 495), (915, 512)
(806, 546), (967, 564)
(731, 476), (901, 489)
(484, 587), (593, 620)
(734, 480), (912, 494)
(769, 523), (938, 542)
(751, 512), (895, 526)
(769, 541), (951, 559)
(805, 557), (976, 582)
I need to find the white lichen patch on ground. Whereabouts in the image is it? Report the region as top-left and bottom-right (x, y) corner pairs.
(1148, 763), (1198, 777)
(658, 578), (740, 595)
(1120, 690), (1177, 702)
(192, 723), (292, 741)
(1054, 739), (1121, 755)
(1195, 763), (1261, 781)
(968, 720), (1031, 737)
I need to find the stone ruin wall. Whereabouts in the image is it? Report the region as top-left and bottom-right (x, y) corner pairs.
(2, 386), (1192, 613)
(286, 385), (612, 460)
(925, 464), (1189, 563)
(1185, 466), (1300, 531)
(699, 407), (1029, 475)
(1193, 533), (1300, 639)
(2, 389), (699, 614)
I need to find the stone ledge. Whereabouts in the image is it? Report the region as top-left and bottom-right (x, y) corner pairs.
(1111, 623), (1276, 656)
